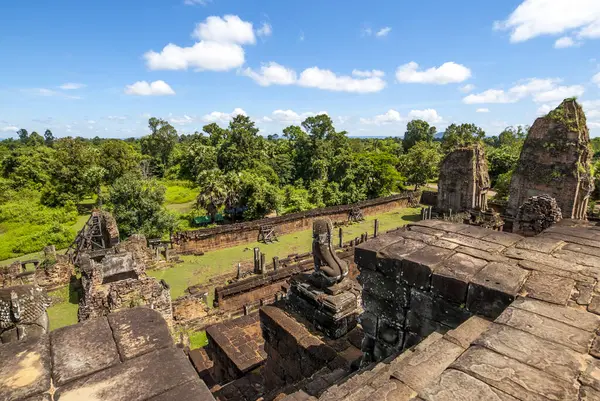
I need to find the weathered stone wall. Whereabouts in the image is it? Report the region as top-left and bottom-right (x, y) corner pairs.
(355, 221), (527, 363)
(437, 144), (490, 213)
(174, 192), (418, 255)
(507, 99), (594, 219)
(259, 305), (362, 393)
(205, 314), (266, 384)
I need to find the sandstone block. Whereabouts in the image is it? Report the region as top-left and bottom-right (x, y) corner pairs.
(511, 297), (600, 332)
(391, 338), (464, 393)
(409, 289), (471, 328)
(354, 235), (404, 271)
(0, 336), (51, 401)
(440, 233), (504, 254)
(431, 253), (488, 304)
(522, 271), (574, 305)
(50, 317), (120, 385)
(400, 247), (455, 290)
(515, 236), (563, 253)
(362, 291), (407, 326)
(443, 316), (491, 349)
(376, 239), (427, 277)
(146, 379), (214, 401)
(358, 269), (410, 303)
(419, 369), (519, 401)
(451, 346), (579, 401)
(474, 323), (588, 382)
(495, 306), (593, 353)
(480, 231), (523, 247)
(108, 307), (173, 360)
(564, 242), (600, 258)
(405, 310), (451, 342)
(467, 262), (529, 318)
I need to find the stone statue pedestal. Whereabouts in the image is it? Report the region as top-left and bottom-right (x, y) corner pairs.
(287, 272), (359, 339)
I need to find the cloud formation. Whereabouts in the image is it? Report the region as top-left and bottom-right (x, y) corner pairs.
(396, 62), (471, 84)
(124, 80), (175, 96)
(463, 78), (583, 104)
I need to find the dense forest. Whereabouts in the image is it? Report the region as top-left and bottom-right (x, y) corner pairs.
(2, 114), (599, 261)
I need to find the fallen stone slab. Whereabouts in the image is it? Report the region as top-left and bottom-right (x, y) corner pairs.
(517, 259), (595, 285)
(443, 316), (491, 350)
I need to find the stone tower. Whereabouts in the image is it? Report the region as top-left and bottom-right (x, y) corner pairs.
(507, 99), (594, 219)
(437, 143), (490, 213)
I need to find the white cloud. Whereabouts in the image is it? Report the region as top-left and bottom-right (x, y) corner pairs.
(265, 110), (328, 124)
(124, 80), (175, 96)
(361, 28), (373, 37)
(532, 85), (585, 103)
(59, 83), (86, 90)
(554, 36), (579, 48)
(23, 88), (81, 99)
(460, 84), (476, 93)
(145, 41), (245, 71)
(298, 67), (386, 93)
(376, 27), (392, 37)
(476, 108), (490, 113)
(463, 78), (582, 104)
(494, 0), (600, 43)
(241, 62), (297, 86)
(242, 63), (386, 93)
(202, 108), (247, 123)
(1, 126), (18, 133)
(352, 69), (385, 78)
(395, 61), (471, 84)
(192, 15), (255, 45)
(360, 110), (403, 125)
(145, 15), (256, 71)
(463, 89), (516, 104)
(593, 72), (600, 87)
(107, 115), (127, 121)
(257, 22), (272, 38)
(407, 109), (443, 124)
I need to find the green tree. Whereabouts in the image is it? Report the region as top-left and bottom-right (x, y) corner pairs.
(99, 140), (141, 185)
(140, 118), (178, 176)
(239, 171), (280, 220)
(195, 169), (241, 223)
(217, 115), (263, 172)
(17, 129), (28, 143)
(107, 173), (176, 238)
(403, 119), (436, 152)
(44, 129), (55, 147)
(441, 123), (485, 152)
(400, 141), (442, 189)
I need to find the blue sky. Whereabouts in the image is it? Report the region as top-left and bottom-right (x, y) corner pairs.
(1, 0), (600, 139)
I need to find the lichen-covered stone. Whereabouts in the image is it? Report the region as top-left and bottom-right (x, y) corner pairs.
(507, 99), (594, 219)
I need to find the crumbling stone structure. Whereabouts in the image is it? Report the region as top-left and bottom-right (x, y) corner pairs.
(205, 313), (266, 384)
(507, 99), (594, 219)
(437, 143), (490, 213)
(0, 285), (50, 344)
(77, 251), (172, 322)
(515, 194), (563, 236)
(0, 307), (215, 401)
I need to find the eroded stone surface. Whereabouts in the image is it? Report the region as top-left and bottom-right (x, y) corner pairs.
(432, 253), (487, 304)
(0, 336), (51, 401)
(443, 316), (491, 350)
(521, 271), (574, 305)
(51, 316), (120, 385)
(419, 369), (519, 401)
(451, 346), (579, 401)
(495, 307), (593, 353)
(511, 297), (600, 332)
(107, 307), (173, 361)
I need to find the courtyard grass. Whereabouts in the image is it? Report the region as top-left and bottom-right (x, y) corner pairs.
(46, 285), (80, 331)
(149, 206), (421, 299)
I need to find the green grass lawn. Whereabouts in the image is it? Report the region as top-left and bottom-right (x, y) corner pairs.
(149, 206), (421, 299)
(47, 285), (80, 331)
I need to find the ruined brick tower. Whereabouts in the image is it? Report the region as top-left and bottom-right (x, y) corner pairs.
(507, 99), (594, 219)
(437, 143), (490, 213)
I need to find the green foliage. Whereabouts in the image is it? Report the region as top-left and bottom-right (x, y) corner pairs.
(400, 141), (442, 189)
(403, 119), (436, 152)
(441, 123), (485, 152)
(141, 118), (178, 177)
(493, 170), (513, 201)
(239, 171), (280, 219)
(107, 173), (177, 239)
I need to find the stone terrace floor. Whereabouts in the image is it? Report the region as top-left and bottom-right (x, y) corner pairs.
(0, 307), (215, 401)
(281, 219), (600, 400)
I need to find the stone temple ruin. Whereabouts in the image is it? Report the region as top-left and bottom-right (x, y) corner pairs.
(507, 98), (594, 219)
(5, 98), (600, 401)
(0, 285), (50, 344)
(437, 143), (490, 214)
